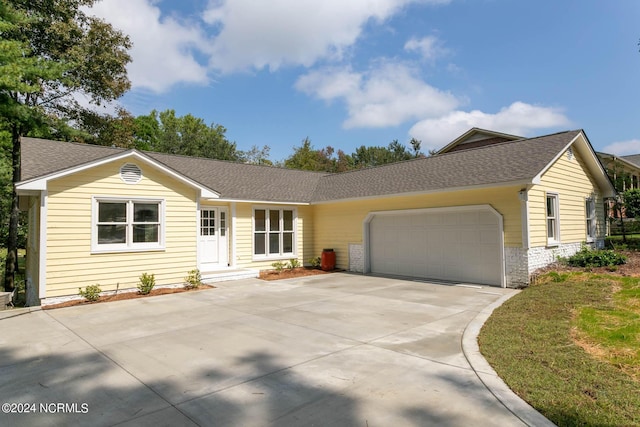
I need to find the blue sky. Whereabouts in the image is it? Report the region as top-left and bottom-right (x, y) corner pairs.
(89, 0), (640, 161)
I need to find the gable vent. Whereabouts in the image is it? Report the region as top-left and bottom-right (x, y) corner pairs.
(120, 163), (142, 184)
(566, 147), (574, 161)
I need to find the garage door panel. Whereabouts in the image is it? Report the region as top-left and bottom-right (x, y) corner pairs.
(369, 209), (502, 286)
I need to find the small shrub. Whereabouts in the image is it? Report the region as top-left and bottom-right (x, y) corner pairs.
(308, 256), (321, 268)
(184, 269), (202, 289)
(138, 273), (155, 294)
(566, 247), (627, 268)
(288, 258), (300, 269)
(271, 261), (286, 273)
(78, 284), (102, 302)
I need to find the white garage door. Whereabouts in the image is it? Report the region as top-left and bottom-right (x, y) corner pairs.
(368, 207), (503, 286)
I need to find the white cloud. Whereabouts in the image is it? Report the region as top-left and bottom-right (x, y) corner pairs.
(86, 0), (454, 90)
(409, 102), (571, 151)
(602, 140), (640, 156)
(404, 35), (449, 61)
(204, 0), (450, 73)
(295, 63), (459, 128)
(88, 0), (210, 93)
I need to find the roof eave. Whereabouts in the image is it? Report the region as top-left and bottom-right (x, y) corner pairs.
(310, 179), (533, 205)
(208, 198), (310, 205)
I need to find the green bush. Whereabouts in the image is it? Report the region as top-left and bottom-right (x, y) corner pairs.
(308, 256), (321, 268)
(78, 284), (102, 302)
(288, 258), (300, 269)
(271, 261), (286, 272)
(138, 273), (155, 294)
(184, 269), (202, 289)
(566, 247), (627, 268)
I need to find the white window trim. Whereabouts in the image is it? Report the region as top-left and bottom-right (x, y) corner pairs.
(91, 196), (165, 253)
(252, 206), (297, 261)
(546, 192), (560, 246)
(585, 197), (596, 242)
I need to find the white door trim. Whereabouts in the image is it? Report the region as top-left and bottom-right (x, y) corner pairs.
(363, 204), (506, 287)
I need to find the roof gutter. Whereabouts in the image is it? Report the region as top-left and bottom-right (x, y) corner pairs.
(310, 179), (532, 205)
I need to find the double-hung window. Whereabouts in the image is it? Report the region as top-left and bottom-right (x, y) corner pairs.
(585, 198), (596, 242)
(253, 208), (295, 258)
(93, 198), (164, 252)
(546, 193), (560, 246)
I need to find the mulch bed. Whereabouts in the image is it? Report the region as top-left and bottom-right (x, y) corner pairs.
(42, 285), (214, 310)
(41, 268), (336, 310)
(535, 250), (640, 277)
(259, 267), (333, 281)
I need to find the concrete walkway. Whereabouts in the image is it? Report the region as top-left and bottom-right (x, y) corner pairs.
(0, 274), (552, 426)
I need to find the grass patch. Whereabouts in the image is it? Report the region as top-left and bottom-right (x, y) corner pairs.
(574, 276), (640, 381)
(479, 273), (640, 426)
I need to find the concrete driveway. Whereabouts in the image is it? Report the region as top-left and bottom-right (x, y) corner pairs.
(0, 274), (545, 426)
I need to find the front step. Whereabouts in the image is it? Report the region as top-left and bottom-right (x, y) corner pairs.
(201, 268), (259, 283)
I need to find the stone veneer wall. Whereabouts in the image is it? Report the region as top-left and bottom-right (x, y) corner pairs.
(505, 247), (529, 288)
(508, 240), (604, 288)
(527, 241), (598, 274)
(349, 243), (364, 273)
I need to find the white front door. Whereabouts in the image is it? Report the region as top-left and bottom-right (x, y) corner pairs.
(199, 208), (228, 271)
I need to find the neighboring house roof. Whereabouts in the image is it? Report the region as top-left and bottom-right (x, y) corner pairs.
(18, 129), (616, 203)
(435, 128), (522, 154)
(597, 152), (640, 173)
(622, 154), (640, 168)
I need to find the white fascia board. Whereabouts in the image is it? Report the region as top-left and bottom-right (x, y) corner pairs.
(210, 198), (310, 205)
(310, 180), (531, 205)
(16, 150), (220, 198)
(532, 131), (616, 198)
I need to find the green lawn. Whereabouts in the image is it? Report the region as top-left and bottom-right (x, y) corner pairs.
(479, 273), (640, 426)
(606, 235), (640, 251)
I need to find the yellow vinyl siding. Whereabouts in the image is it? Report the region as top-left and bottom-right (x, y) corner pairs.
(45, 160), (198, 298)
(529, 148), (605, 247)
(233, 203), (313, 270)
(312, 187), (523, 270)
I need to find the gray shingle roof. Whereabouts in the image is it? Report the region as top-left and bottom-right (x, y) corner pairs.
(21, 137), (126, 180)
(20, 130), (582, 203)
(20, 137), (327, 203)
(312, 131), (581, 202)
(145, 152), (327, 202)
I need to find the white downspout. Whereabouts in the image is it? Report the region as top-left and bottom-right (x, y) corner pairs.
(230, 202), (237, 268)
(38, 190), (47, 301)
